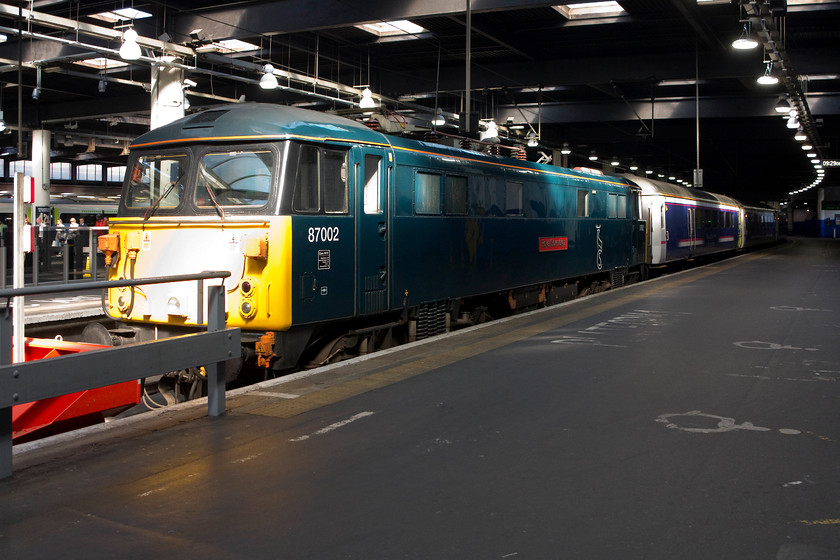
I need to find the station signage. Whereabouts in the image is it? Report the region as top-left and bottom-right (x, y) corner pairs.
(823, 160), (840, 167)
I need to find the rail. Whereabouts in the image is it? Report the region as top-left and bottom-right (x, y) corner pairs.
(0, 270), (242, 479)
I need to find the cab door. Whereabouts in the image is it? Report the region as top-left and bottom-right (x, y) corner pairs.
(291, 145), (354, 325)
(353, 147), (390, 316)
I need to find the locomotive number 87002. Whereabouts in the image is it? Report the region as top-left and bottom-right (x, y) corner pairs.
(96, 103), (781, 384)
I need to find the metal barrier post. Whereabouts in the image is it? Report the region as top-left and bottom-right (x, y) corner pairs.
(62, 244), (69, 282)
(32, 242), (39, 286)
(0, 303), (14, 479)
(206, 284), (226, 417)
(89, 229), (97, 280)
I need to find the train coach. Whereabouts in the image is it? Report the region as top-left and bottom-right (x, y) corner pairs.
(621, 173), (782, 274)
(95, 103), (779, 383)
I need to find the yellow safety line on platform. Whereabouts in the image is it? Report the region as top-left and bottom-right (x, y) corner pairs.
(240, 252), (764, 421)
(797, 519), (840, 526)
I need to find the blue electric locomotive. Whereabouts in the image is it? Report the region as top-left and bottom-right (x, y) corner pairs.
(97, 103), (778, 377)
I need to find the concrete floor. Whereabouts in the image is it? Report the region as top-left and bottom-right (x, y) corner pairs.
(3, 237), (840, 559)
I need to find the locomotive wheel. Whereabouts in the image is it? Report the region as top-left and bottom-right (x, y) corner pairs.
(307, 334), (360, 367)
(81, 322), (115, 346)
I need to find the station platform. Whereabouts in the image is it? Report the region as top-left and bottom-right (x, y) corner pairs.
(2, 237), (839, 559)
(18, 288), (103, 325)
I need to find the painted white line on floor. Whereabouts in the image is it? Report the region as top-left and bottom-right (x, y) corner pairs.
(248, 391), (300, 399)
(290, 411), (375, 442)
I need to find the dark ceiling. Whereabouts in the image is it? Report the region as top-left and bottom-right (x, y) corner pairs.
(0, 0), (837, 203)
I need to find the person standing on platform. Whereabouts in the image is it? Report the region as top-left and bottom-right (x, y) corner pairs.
(76, 217), (88, 273)
(67, 217), (79, 277)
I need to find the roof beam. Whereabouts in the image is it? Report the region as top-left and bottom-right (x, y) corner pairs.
(170, 0), (561, 40)
(0, 3), (195, 58)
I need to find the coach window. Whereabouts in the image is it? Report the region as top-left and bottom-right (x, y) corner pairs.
(126, 153), (188, 209)
(505, 181), (523, 216)
(363, 154), (381, 214)
(577, 189), (589, 218)
(415, 171), (441, 215)
(445, 175), (468, 215)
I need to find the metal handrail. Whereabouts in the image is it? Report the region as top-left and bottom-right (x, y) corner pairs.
(0, 270), (230, 299)
(0, 270), (241, 479)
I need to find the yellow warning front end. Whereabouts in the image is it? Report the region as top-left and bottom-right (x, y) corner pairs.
(100, 216), (293, 332)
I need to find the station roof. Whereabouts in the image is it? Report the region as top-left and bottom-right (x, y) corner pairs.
(0, 0), (837, 203)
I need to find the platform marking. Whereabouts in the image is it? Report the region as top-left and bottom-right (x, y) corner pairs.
(727, 373), (836, 383)
(771, 305), (833, 312)
(289, 411), (375, 442)
(551, 309), (689, 347)
(551, 335), (626, 348)
(798, 518), (840, 526)
(734, 340), (819, 351)
(656, 410), (800, 435)
(248, 391), (300, 399)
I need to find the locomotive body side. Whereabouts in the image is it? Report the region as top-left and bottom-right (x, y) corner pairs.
(385, 138), (643, 309)
(102, 103), (648, 373)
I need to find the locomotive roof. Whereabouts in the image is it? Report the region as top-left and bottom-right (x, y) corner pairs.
(130, 103), (389, 149)
(129, 103), (630, 188)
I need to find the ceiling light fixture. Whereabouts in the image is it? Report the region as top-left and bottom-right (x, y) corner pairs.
(794, 127), (807, 141)
(588, 150), (597, 161)
(756, 62), (778, 85)
(787, 115), (799, 130)
(526, 131), (539, 147)
(481, 121), (499, 142)
(774, 96), (791, 113)
(560, 142), (571, 155)
(98, 78), (106, 93)
(431, 108), (445, 127)
(119, 28), (142, 61)
(259, 64), (278, 89)
(732, 23), (758, 50)
(0, 111), (5, 133)
(359, 88), (376, 109)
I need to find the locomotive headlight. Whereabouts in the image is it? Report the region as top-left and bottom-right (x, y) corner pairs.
(239, 299), (257, 319)
(117, 293), (130, 312)
(167, 296), (187, 317)
(240, 278), (257, 297)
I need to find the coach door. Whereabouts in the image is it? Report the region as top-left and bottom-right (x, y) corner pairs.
(353, 147), (390, 315)
(687, 206), (697, 254)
